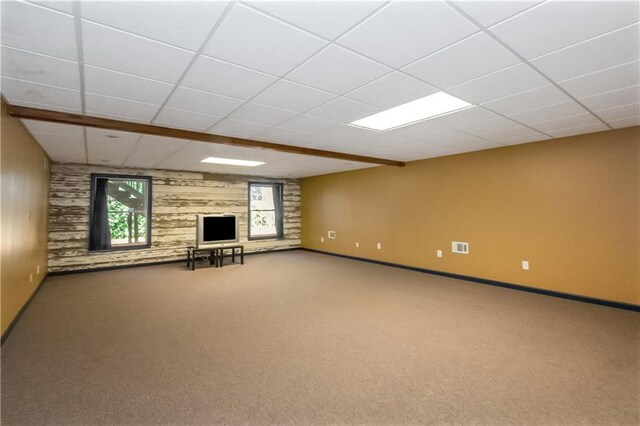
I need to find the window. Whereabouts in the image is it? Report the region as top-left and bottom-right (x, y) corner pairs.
(89, 174), (152, 251)
(248, 182), (284, 240)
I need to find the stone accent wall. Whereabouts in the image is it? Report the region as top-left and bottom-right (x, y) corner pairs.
(49, 163), (301, 272)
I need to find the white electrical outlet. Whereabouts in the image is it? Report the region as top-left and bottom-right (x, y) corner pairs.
(355, 242), (359, 248)
(29, 273), (33, 283)
(437, 250), (443, 258)
(377, 243), (382, 250)
(522, 260), (529, 270)
(321, 237), (324, 243)
(328, 231), (336, 239)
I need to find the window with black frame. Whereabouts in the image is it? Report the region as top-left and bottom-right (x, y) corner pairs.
(89, 174), (152, 251)
(248, 182), (284, 240)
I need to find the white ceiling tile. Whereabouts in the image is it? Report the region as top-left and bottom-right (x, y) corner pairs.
(154, 107), (221, 132)
(491, 1), (639, 59)
(228, 103), (298, 127)
(252, 80), (336, 113)
(254, 127), (312, 145)
(125, 135), (189, 169)
(531, 114), (604, 135)
(427, 106), (502, 129)
(278, 115), (341, 134)
(456, 116), (522, 137)
(607, 116), (640, 129)
(82, 20), (195, 83)
(508, 102), (590, 126)
(81, 1), (228, 51)
(558, 61), (640, 99)
(204, 4), (326, 76)
(403, 33), (520, 89)
(1, 1), (77, 60)
(479, 125), (547, 144)
(545, 122), (609, 138)
(28, 1), (74, 15)
(165, 86), (244, 117)
(247, 1), (384, 40)
(338, 1), (478, 68)
(452, 1), (542, 27)
(482, 85), (575, 116)
(29, 132), (86, 163)
(208, 119), (271, 139)
(84, 65), (174, 105)
(181, 56), (277, 100)
(287, 45), (391, 94)
(1, 46), (79, 89)
(385, 120), (449, 141)
(316, 122), (382, 143)
(346, 72), (438, 109)
(595, 103), (640, 122)
(21, 120), (83, 138)
(307, 97), (380, 123)
(424, 128), (497, 147)
(448, 63), (548, 104)
(530, 23), (640, 81)
(1, 77), (81, 110)
(579, 86), (640, 112)
(85, 93), (159, 123)
(86, 128), (139, 166)
(499, 133), (552, 147)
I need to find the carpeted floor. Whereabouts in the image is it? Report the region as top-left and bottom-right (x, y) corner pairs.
(1, 250), (638, 425)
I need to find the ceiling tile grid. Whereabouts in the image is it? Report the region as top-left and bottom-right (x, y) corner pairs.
(1, 0), (639, 178)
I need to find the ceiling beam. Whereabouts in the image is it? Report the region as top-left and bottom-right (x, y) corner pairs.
(7, 103), (405, 167)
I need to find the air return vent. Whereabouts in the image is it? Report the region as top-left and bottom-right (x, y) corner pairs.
(451, 241), (469, 254)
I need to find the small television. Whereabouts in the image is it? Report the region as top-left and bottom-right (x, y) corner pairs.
(196, 214), (238, 247)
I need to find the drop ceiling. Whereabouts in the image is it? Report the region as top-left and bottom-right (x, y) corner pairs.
(1, 0), (639, 178)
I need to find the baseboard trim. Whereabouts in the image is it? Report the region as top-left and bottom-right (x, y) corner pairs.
(300, 248), (640, 312)
(1, 274), (48, 345)
(47, 247), (301, 276)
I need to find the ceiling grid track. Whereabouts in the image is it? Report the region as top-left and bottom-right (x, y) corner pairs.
(201, 1), (393, 137)
(72, 0), (89, 163)
(445, 1), (614, 130)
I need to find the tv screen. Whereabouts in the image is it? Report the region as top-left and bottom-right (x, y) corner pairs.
(197, 215), (238, 246)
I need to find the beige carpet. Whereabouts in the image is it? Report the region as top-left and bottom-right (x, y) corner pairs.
(2, 250), (638, 425)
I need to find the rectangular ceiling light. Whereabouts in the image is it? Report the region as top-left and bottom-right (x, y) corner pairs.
(351, 92), (472, 131)
(201, 157), (265, 167)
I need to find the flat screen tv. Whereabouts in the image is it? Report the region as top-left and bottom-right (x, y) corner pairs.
(196, 214), (238, 247)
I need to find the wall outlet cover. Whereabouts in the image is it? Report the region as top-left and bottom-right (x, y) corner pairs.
(321, 237), (324, 243)
(355, 242), (359, 248)
(522, 260), (529, 270)
(377, 243), (382, 250)
(328, 231), (336, 239)
(437, 250), (443, 258)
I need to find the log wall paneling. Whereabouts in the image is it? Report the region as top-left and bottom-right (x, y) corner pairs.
(48, 163), (301, 272)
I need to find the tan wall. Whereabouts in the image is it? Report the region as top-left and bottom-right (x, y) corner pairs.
(49, 163), (300, 272)
(1, 100), (50, 335)
(301, 127), (640, 305)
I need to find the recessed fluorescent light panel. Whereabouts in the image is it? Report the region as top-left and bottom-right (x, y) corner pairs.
(351, 92), (471, 131)
(201, 157), (265, 167)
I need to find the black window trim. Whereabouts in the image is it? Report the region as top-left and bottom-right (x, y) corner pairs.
(248, 181), (284, 241)
(89, 173), (153, 253)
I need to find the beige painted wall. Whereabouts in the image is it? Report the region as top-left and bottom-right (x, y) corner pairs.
(301, 127), (640, 305)
(1, 100), (50, 335)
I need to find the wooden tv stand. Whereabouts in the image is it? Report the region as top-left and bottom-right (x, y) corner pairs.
(186, 245), (244, 270)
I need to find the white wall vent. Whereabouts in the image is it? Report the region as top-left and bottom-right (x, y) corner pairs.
(451, 241), (469, 254)
(328, 231), (336, 239)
